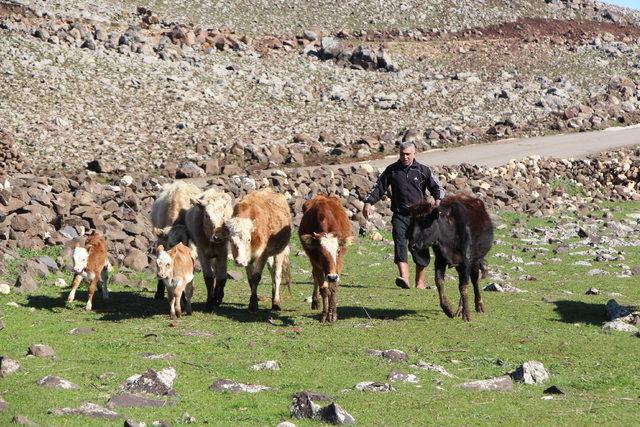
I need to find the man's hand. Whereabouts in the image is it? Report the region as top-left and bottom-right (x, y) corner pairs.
(363, 203), (373, 219)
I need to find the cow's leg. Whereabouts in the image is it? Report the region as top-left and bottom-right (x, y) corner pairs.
(197, 248), (215, 311)
(100, 267), (110, 300)
(319, 284), (330, 322)
(167, 286), (177, 320)
(455, 263), (471, 322)
(471, 263), (484, 313)
(154, 277), (165, 300)
(174, 282), (184, 318)
(270, 251), (287, 311)
(311, 265), (323, 310)
(184, 281), (194, 315)
(247, 257), (266, 312)
(329, 282), (338, 322)
(85, 276), (99, 311)
(434, 256), (454, 318)
(213, 251), (228, 307)
(67, 274), (83, 303)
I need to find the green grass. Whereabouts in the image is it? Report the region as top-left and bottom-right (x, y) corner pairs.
(1, 202), (639, 426)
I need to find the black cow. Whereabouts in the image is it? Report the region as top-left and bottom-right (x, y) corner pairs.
(409, 194), (493, 322)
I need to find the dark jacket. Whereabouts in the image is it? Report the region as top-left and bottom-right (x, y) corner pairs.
(363, 160), (445, 215)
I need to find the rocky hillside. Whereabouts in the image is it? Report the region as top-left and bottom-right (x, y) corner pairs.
(2, 0), (640, 177)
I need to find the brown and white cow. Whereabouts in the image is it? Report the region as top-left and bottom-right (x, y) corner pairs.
(299, 195), (353, 322)
(185, 188), (234, 311)
(68, 231), (111, 311)
(156, 243), (195, 320)
(224, 189), (292, 312)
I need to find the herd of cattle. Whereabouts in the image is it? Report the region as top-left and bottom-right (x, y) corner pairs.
(69, 182), (494, 323)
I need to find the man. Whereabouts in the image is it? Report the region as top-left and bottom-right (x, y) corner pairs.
(362, 141), (445, 289)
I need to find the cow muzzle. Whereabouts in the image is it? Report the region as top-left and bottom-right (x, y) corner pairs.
(326, 274), (339, 283)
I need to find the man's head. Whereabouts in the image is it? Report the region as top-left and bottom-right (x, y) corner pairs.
(399, 141), (416, 167)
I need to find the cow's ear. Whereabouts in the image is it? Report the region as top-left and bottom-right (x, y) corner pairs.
(302, 199), (313, 213)
(191, 197), (202, 206)
(156, 244), (165, 254)
(343, 236), (354, 246)
(300, 234), (317, 247)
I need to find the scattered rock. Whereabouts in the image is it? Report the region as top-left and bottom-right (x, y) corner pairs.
(543, 385), (564, 395)
(49, 402), (119, 419)
(209, 379), (270, 393)
(11, 415), (39, 426)
(0, 395), (6, 412)
(0, 283), (9, 295)
(14, 273), (37, 293)
(511, 361), (549, 385)
(459, 375), (513, 392)
(388, 371), (420, 383)
(139, 352), (174, 360)
(121, 368), (177, 397)
(251, 360), (280, 371)
(367, 349), (408, 362)
(585, 287), (600, 295)
(354, 381), (394, 392)
(69, 327), (95, 335)
(411, 360), (454, 377)
(318, 403), (355, 425)
(0, 356), (20, 377)
(27, 344), (55, 358)
(37, 375), (79, 389)
(603, 320), (638, 333)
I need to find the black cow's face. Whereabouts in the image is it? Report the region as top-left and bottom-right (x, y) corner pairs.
(409, 202), (440, 251)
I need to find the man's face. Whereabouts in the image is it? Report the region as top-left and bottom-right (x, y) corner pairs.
(399, 146), (415, 166)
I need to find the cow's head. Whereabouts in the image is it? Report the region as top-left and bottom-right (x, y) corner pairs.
(192, 196), (228, 243)
(156, 245), (173, 279)
(72, 242), (89, 274)
(409, 201), (442, 251)
(224, 217), (254, 267)
(300, 232), (353, 282)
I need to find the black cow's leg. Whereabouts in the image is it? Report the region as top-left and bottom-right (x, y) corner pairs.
(154, 278), (165, 300)
(471, 263), (484, 313)
(456, 263), (471, 322)
(434, 255), (454, 318)
(213, 255), (227, 307)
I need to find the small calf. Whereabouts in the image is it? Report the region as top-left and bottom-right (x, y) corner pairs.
(156, 243), (195, 320)
(68, 231), (111, 311)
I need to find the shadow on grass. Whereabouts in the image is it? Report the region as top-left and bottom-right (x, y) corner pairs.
(552, 300), (605, 326)
(301, 306), (421, 321)
(211, 302), (297, 325)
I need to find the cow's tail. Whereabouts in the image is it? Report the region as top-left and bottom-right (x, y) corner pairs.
(282, 246), (292, 295)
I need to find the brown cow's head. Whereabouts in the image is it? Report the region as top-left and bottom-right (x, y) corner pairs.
(224, 217), (254, 267)
(300, 232), (353, 282)
(409, 201), (441, 251)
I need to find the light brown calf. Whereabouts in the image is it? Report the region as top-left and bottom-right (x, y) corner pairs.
(225, 189), (292, 312)
(68, 231), (111, 311)
(156, 243), (195, 320)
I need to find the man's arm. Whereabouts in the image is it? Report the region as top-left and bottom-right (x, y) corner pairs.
(424, 165), (445, 204)
(362, 168), (391, 219)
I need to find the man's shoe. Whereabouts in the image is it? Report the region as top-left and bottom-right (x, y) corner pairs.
(395, 277), (410, 289)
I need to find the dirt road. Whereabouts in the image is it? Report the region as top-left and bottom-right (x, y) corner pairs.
(365, 124), (640, 170)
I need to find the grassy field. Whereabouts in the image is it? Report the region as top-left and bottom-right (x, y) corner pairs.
(0, 201), (639, 426)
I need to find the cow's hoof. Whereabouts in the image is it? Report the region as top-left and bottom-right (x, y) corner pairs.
(213, 290), (224, 307)
(475, 302), (485, 313)
(170, 314), (177, 321)
(311, 300), (319, 310)
(272, 304), (282, 312)
(462, 312), (471, 322)
(205, 299), (215, 312)
(249, 300), (259, 313)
